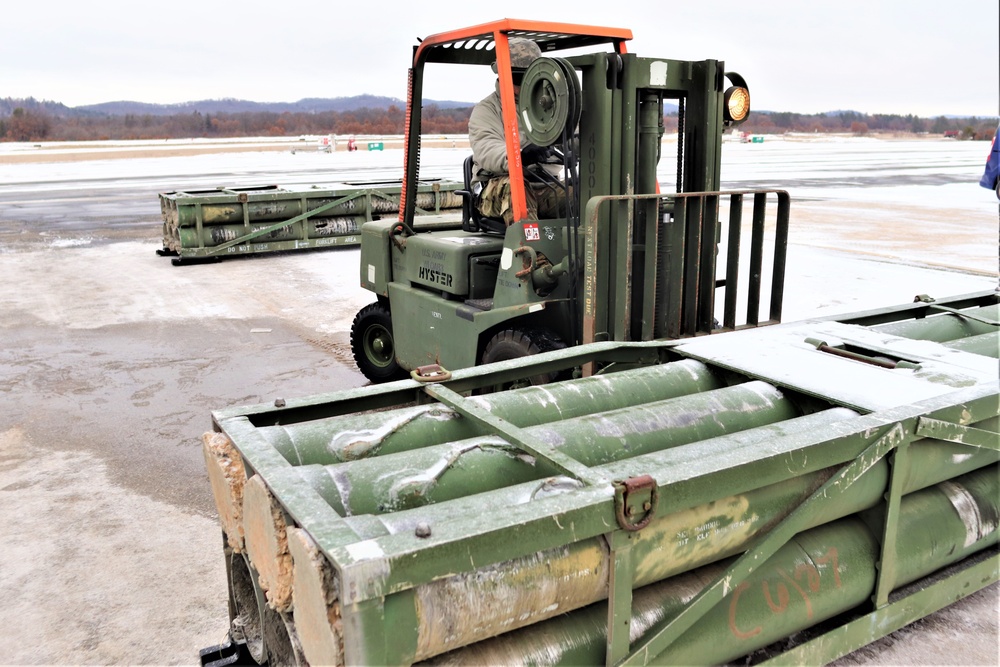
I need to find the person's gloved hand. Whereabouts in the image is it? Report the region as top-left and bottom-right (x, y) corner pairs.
(520, 143), (550, 166)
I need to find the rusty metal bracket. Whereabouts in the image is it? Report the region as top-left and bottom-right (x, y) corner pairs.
(514, 245), (537, 280)
(411, 364), (452, 383)
(614, 475), (659, 531)
(390, 222), (415, 252)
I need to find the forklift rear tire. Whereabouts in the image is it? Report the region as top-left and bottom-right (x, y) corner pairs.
(351, 302), (407, 383)
(480, 328), (566, 390)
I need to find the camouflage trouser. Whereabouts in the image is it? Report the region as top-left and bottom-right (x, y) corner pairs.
(479, 176), (568, 225)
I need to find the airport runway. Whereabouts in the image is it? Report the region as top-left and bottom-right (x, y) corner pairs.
(0, 137), (996, 664)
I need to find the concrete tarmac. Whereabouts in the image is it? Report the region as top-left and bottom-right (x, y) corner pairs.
(0, 138), (996, 665)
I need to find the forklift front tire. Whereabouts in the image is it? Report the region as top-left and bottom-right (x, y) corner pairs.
(351, 303), (407, 383)
(480, 328), (566, 390)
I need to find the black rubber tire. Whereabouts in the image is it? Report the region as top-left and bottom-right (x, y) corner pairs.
(351, 302), (407, 383)
(480, 328), (566, 390)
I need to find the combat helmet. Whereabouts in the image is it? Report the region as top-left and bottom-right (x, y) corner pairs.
(492, 37), (542, 77)
(508, 37), (542, 70)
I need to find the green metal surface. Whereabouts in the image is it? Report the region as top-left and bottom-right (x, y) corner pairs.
(426, 463), (998, 666)
(176, 216), (364, 247)
(294, 381), (799, 515)
(259, 359), (722, 466)
(760, 551), (999, 665)
(942, 330), (1000, 357)
(207, 290), (1000, 666)
(159, 179), (463, 261)
(871, 304), (999, 342)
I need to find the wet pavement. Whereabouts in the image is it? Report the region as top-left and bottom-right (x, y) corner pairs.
(0, 138), (996, 664)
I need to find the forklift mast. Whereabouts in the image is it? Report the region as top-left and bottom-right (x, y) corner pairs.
(355, 19), (778, 382)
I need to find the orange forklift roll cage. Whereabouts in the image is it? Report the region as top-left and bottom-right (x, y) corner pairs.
(400, 19), (632, 225)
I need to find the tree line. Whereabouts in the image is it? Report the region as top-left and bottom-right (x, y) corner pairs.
(727, 110), (997, 139)
(0, 105), (471, 142)
(1, 103), (996, 142)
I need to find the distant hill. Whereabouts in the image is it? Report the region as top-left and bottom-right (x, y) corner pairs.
(0, 97), (86, 118)
(2, 94), (996, 143)
(3, 96), (994, 122)
(0, 95), (472, 118)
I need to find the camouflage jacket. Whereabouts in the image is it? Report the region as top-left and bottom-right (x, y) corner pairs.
(468, 86), (529, 184)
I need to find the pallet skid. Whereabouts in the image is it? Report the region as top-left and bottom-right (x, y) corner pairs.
(159, 179), (464, 262)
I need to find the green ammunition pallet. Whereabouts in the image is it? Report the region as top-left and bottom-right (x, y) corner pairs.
(157, 179), (463, 265)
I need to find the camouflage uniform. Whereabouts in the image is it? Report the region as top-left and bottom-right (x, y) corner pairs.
(479, 176), (567, 224)
(469, 38), (567, 225)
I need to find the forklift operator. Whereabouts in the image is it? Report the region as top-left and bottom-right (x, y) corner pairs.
(469, 37), (565, 225)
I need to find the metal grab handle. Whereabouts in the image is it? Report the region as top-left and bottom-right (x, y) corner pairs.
(804, 338), (921, 370)
(411, 364), (452, 383)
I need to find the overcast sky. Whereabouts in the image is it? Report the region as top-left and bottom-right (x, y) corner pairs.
(2, 0), (997, 118)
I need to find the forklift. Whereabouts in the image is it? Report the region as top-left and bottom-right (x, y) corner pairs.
(200, 21), (998, 667)
(351, 19), (787, 383)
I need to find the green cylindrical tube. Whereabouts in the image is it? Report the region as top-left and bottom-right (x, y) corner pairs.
(263, 359), (725, 466)
(299, 380), (796, 515)
(942, 331), (1000, 357)
(366, 407), (860, 536)
(176, 191), (461, 226)
(423, 467), (999, 666)
(423, 518), (880, 666)
(184, 197), (364, 226)
(178, 217), (363, 247)
(893, 416), (999, 492)
(408, 462), (885, 663)
(871, 305), (999, 343)
(864, 464), (999, 590)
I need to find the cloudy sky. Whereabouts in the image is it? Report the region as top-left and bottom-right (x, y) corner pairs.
(2, 0), (997, 117)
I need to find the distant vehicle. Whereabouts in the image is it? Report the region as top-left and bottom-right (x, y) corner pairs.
(290, 135), (336, 154)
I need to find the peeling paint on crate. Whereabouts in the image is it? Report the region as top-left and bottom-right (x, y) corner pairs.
(531, 476), (584, 500)
(940, 480), (996, 547)
(329, 405), (458, 461)
(345, 538), (386, 562)
(387, 437), (527, 510)
(326, 467), (354, 516)
(413, 540), (609, 660)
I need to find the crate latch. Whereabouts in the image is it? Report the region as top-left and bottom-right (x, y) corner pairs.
(614, 474), (658, 531)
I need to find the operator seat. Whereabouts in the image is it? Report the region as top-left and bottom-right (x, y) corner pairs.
(457, 155), (507, 235)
